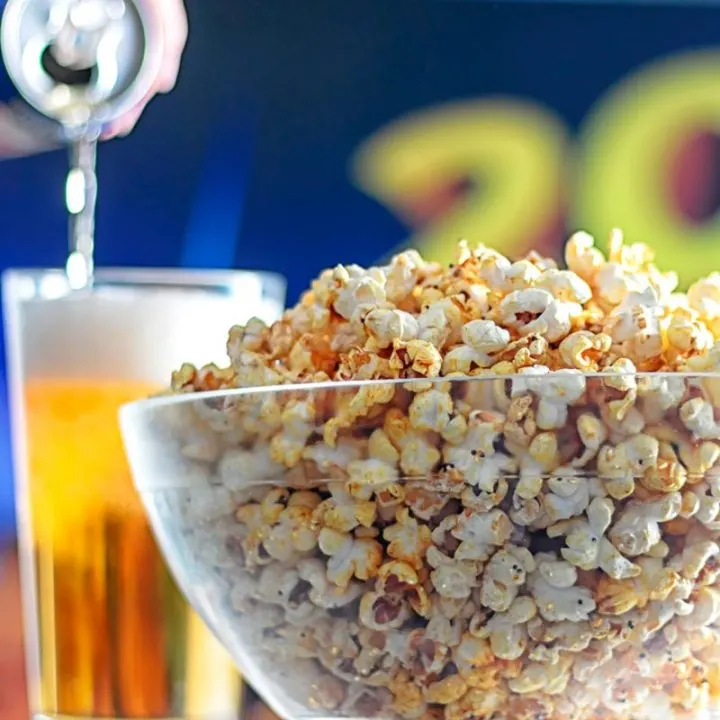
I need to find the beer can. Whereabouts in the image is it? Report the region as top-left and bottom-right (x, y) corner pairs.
(1, 0), (163, 135)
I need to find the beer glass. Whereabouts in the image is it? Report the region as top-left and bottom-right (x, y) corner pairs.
(3, 268), (286, 720)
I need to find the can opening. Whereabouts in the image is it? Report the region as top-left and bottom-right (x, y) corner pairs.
(41, 45), (94, 86)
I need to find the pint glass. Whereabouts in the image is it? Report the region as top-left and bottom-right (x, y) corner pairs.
(3, 268), (286, 720)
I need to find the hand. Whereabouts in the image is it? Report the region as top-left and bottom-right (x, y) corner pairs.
(0, 0), (188, 157)
(102, 0), (188, 138)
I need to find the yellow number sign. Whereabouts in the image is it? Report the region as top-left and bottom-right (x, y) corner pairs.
(353, 49), (720, 288)
(352, 99), (568, 267)
(576, 50), (720, 289)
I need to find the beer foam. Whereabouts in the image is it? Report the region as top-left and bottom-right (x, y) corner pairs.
(14, 278), (284, 383)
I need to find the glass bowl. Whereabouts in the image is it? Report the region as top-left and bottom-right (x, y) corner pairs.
(120, 373), (720, 720)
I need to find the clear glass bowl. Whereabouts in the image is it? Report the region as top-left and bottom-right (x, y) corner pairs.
(120, 374), (720, 720)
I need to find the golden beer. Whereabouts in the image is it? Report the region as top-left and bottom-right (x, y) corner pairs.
(24, 379), (242, 720)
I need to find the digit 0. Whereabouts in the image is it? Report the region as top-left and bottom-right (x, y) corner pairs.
(352, 100), (568, 266)
(575, 50), (720, 288)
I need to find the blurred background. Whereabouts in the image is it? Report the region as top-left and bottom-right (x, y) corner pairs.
(4, 0), (720, 717)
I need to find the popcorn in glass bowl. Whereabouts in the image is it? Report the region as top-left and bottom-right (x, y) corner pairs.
(121, 230), (720, 720)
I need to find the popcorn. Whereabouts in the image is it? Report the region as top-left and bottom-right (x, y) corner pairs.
(688, 272), (720, 322)
(333, 271), (387, 321)
(693, 482), (720, 528)
(528, 554), (596, 622)
(548, 497), (641, 580)
(528, 618), (592, 657)
(470, 595), (536, 660)
(461, 476), (508, 513)
(462, 319), (511, 354)
(318, 528), (383, 589)
(363, 308), (419, 350)
(324, 383), (396, 446)
(594, 560), (686, 621)
(388, 670), (426, 719)
(403, 485), (447, 521)
(262, 500), (319, 562)
(541, 468), (591, 523)
(665, 307), (714, 362)
(383, 508), (433, 570)
(677, 586), (720, 630)
(498, 288), (577, 343)
(451, 634), (495, 686)
(297, 558), (365, 609)
(395, 339), (443, 378)
(404, 628), (451, 680)
(511, 366), (586, 430)
(504, 258), (542, 291)
(536, 269), (592, 305)
(426, 545), (479, 600)
(565, 231), (605, 284)
(448, 508), (513, 562)
(678, 440), (720, 478)
(668, 538), (720, 581)
(359, 562), (430, 630)
(423, 675), (468, 705)
(559, 331), (612, 372)
(303, 438), (363, 479)
(407, 388), (453, 433)
(312, 483), (377, 533)
(637, 374), (686, 423)
(609, 492), (682, 557)
(597, 434), (662, 500)
(417, 298), (464, 349)
(679, 397), (720, 440)
(508, 656), (573, 695)
(479, 545), (535, 612)
(440, 319), (513, 372)
(383, 408), (442, 476)
(443, 411), (515, 492)
(164, 232), (720, 720)
(445, 687), (507, 720)
(347, 458), (399, 496)
(384, 249), (433, 303)
(604, 287), (664, 363)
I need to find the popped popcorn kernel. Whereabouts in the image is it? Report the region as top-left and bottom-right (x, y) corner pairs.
(408, 388), (453, 433)
(364, 308), (419, 350)
(461, 319), (510, 358)
(384, 508), (433, 570)
(479, 544), (535, 612)
(499, 288), (576, 343)
(528, 554), (596, 622)
(559, 331), (612, 372)
(565, 231), (605, 284)
(318, 527), (383, 589)
(470, 595), (537, 660)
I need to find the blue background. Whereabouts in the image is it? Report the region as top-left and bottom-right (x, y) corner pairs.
(2, 0), (720, 538)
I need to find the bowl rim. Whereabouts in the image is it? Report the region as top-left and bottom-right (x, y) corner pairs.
(119, 370), (720, 417)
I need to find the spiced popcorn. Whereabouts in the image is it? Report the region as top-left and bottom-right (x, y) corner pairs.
(133, 230), (720, 720)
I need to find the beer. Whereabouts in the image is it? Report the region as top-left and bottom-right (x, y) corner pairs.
(23, 379), (242, 720)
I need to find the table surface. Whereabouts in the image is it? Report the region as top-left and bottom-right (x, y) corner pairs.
(0, 547), (29, 720)
(0, 547), (281, 720)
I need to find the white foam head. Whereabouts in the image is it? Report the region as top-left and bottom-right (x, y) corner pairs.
(3, 268), (286, 384)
